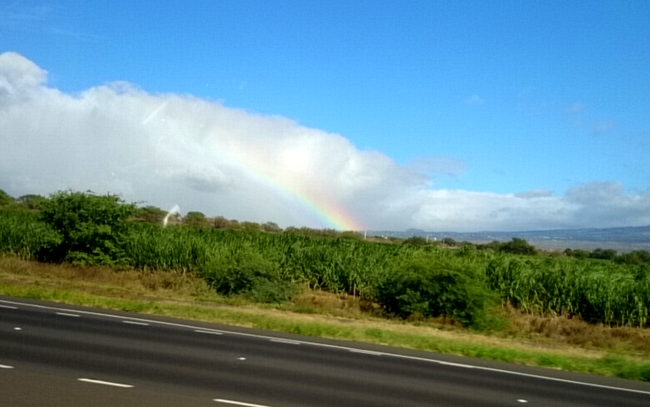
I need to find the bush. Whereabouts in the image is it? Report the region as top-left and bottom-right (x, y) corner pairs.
(373, 254), (496, 327)
(499, 238), (537, 255)
(135, 206), (167, 223)
(564, 248), (590, 259)
(0, 189), (15, 207)
(402, 237), (428, 246)
(184, 211), (208, 227)
(590, 248), (618, 261)
(199, 246), (296, 303)
(39, 191), (137, 265)
(617, 250), (650, 265)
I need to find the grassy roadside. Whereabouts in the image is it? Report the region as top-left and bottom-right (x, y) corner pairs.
(2, 255), (650, 382)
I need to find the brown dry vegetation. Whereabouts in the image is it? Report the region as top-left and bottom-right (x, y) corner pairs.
(3, 254), (649, 363)
(0, 255), (213, 301)
(500, 304), (650, 357)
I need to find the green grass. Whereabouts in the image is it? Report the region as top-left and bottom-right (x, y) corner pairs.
(4, 208), (649, 327)
(2, 277), (650, 382)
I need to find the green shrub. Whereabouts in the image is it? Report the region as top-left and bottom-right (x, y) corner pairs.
(499, 238), (537, 255)
(199, 245), (296, 303)
(373, 254), (496, 327)
(590, 248), (618, 261)
(0, 189), (15, 207)
(39, 191), (137, 265)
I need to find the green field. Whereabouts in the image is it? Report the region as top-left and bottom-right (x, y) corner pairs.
(2, 190), (650, 381)
(1, 192), (649, 328)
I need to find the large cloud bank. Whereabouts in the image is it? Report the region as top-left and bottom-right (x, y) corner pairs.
(1, 52), (649, 231)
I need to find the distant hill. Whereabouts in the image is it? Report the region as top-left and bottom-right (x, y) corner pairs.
(370, 225), (650, 252)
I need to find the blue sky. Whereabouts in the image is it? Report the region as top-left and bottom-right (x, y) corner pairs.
(1, 1), (649, 231)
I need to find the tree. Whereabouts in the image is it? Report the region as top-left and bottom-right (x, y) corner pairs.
(340, 231), (363, 240)
(0, 189), (15, 207)
(498, 238), (537, 255)
(402, 236), (428, 246)
(183, 211), (208, 227)
(39, 191), (137, 265)
(443, 237), (457, 247)
(135, 205), (167, 223)
(616, 250), (650, 265)
(16, 194), (47, 210)
(261, 221), (282, 233)
(213, 216), (230, 229)
(589, 248), (618, 261)
(240, 221), (261, 231)
(564, 248), (590, 259)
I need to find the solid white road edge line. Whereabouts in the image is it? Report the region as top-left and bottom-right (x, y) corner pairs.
(214, 399), (271, 407)
(56, 312), (80, 317)
(0, 364), (14, 369)
(77, 378), (134, 388)
(122, 320), (149, 326)
(270, 338), (300, 345)
(0, 304), (17, 309)
(196, 330), (223, 335)
(3, 298), (650, 396)
(349, 349), (383, 356)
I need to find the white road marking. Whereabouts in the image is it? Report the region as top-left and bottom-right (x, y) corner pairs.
(0, 305), (17, 309)
(122, 320), (149, 326)
(238, 357), (246, 360)
(14, 327), (21, 331)
(3, 298), (650, 396)
(214, 399), (271, 407)
(517, 400), (528, 404)
(77, 378), (134, 388)
(349, 349), (383, 356)
(195, 329), (223, 335)
(0, 364), (14, 369)
(270, 338), (300, 345)
(56, 312), (80, 317)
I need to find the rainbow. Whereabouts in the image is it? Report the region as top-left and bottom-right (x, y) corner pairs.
(143, 101), (364, 231)
(243, 166), (364, 231)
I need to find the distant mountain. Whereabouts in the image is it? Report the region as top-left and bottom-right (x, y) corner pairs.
(370, 225), (650, 252)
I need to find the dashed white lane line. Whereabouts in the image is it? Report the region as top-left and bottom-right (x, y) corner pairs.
(0, 365), (14, 369)
(77, 378), (134, 388)
(3, 298), (650, 396)
(56, 312), (80, 317)
(214, 399), (271, 407)
(122, 320), (149, 326)
(269, 338), (300, 345)
(238, 357), (246, 361)
(195, 329), (223, 335)
(517, 400), (528, 404)
(14, 327), (21, 331)
(0, 304), (17, 309)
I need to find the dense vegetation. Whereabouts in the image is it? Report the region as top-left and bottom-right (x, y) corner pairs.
(1, 189), (649, 328)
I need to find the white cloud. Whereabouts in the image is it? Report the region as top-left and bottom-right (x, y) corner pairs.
(1, 52), (649, 231)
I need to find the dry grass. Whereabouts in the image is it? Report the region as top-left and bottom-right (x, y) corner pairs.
(290, 290), (366, 318)
(0, 255), (214, 300)
(500, 304), (650, 357)
(2, 255), (650, 363)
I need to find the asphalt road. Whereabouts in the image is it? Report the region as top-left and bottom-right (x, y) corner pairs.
(1, 296), (649, 407)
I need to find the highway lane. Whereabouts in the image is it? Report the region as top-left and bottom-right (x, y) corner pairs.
(1, 296), (649, 406)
